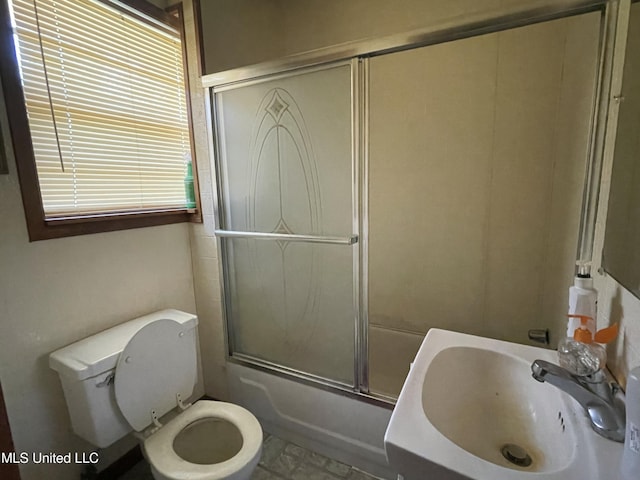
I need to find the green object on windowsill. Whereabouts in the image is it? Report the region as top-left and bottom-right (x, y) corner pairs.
(184, 159), (196, 209)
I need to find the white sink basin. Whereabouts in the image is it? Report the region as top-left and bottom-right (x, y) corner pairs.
(384, 329), (623, 480)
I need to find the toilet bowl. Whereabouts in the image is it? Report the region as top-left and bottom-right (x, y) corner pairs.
(49, 310), (263, 480)
(144, 401), (262, 480)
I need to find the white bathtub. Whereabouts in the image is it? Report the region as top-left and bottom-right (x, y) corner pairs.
(227, 362), (396, 479)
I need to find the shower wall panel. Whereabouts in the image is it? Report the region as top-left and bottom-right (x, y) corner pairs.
(368, 13), (601, 396)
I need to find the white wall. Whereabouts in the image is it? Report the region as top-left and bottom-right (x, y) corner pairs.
(596, 276), (640, 388)
(0, 88), (197, 479)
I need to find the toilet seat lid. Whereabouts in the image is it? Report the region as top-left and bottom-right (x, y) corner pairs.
(115, 319), (196, 432)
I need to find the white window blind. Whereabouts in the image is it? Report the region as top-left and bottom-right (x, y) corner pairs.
(10, 0), (191, 217)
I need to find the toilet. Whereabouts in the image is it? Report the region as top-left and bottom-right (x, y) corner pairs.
(49, 309), (262, 480)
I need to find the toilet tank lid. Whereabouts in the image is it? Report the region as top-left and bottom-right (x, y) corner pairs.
(49, 309), (198, 382)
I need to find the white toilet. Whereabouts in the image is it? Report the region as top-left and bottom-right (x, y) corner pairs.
(49, 309), (262, 480)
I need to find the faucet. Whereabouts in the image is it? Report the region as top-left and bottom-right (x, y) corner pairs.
(531, 359), (625, 442)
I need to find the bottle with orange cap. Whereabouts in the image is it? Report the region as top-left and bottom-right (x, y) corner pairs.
(558, 313), (618, 376)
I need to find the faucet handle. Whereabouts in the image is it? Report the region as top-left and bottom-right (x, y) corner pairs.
(531, 359), (574, 382)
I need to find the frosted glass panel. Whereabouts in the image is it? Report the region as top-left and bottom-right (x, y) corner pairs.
(223, 238), (355, 385)
(215, 64), (356, 386)
(216, 64), (353, 236)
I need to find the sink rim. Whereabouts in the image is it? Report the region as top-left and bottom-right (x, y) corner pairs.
(384, 328), (622, 480)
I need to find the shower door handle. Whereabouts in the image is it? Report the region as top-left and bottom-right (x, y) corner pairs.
(214, 230), (358, 245)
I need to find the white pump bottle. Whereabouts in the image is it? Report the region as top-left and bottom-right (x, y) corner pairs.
(566, 261), (597, 338)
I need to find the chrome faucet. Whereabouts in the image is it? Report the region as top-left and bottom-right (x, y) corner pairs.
(531, 359), (626, 442)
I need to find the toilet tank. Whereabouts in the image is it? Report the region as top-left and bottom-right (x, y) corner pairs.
(49, 309), (198, 448)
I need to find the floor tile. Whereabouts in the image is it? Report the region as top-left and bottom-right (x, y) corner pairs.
(283, 442), (308, 458)
(268, 452), (301, 477)
(259, 435), (287, 466)
(251, 465), (285, 480)
(291, 463), (342, 480)
(325, 458), (352, 477)
(306, 450), (329, 468)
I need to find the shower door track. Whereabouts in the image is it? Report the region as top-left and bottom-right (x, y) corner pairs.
(229, 353), (396, 408)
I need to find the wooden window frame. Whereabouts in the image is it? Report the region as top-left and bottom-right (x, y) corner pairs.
(0, 0), (201, 241)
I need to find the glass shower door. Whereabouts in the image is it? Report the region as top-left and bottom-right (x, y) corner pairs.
(214, 62), (358, 387)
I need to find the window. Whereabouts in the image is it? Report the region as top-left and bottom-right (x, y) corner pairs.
(0, 0), (199, 240)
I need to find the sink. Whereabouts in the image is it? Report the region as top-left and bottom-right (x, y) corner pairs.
(384, 329), (623, 480)
(423, 346), (574, 472)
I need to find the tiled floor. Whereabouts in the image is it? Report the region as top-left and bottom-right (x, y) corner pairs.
(255, 434), (379, 480)
(118, 433), (380, 480)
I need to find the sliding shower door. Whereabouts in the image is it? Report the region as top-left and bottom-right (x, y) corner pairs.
(214, 62), (358, 387)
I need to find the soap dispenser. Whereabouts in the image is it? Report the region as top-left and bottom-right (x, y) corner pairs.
(621, 366), (640, 480)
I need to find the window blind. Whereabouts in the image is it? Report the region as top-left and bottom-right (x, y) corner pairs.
(10, 0), (191, 217)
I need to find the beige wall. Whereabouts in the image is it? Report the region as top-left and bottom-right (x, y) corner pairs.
(367, 12), (600, 396)
(0, 63), (197, 480)
(199, 0), (284, 74)
(276, 0), (577, 57)
(200, 0), (602, 74)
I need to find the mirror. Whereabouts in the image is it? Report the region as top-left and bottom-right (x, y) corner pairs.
(0, 120), (7, 174)
(603, 1), (640, 299)
(0, 79), (7, 175)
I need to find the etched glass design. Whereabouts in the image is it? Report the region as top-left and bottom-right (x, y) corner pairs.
(216, 64), (355, 385)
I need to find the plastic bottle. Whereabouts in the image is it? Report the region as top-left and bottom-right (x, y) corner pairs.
(184, 154), (196, 209)
(566, 261), (597, 339)
(557, 315), (617, 376)
(621, 367), (640, 480)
